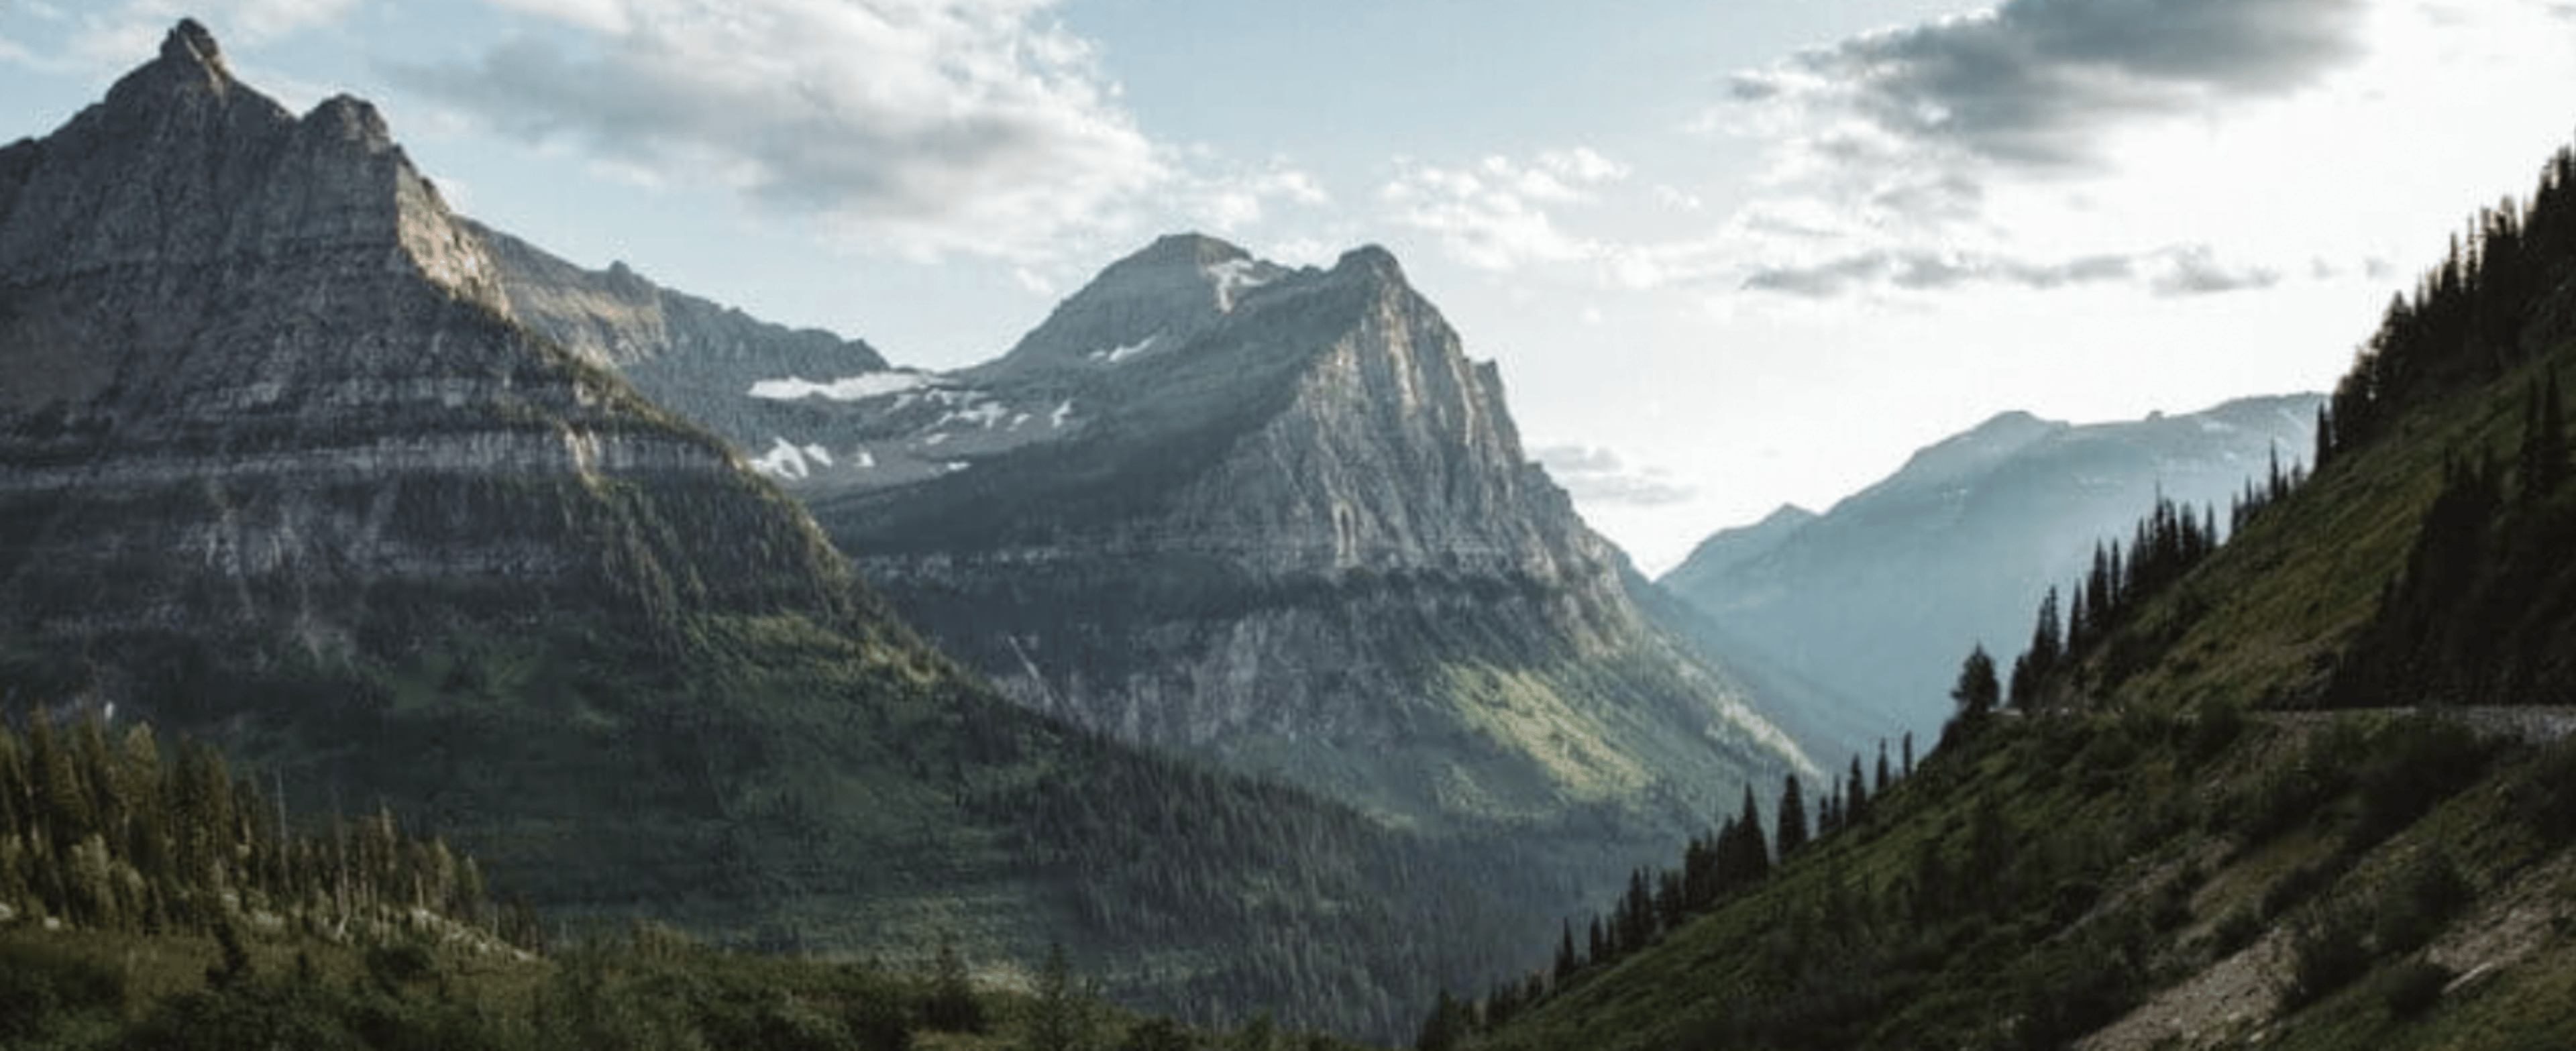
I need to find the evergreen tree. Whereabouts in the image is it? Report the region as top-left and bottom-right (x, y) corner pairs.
(1554, 920), (1580, 981)
(922, 933), (987, 1033)
(1901, 732), (1915, 779)
(1874, 740), (1892, 797)
(1845, 757), (1870, 826)
(1736, 785), (1770, 882)
(2521, 372), (2567, 500)
(1415, 991), (1467, 1051)
(1775, 774), (1811, 860)
(1949, 644), (2001, 730)
(1026, 940), (1091, 1051)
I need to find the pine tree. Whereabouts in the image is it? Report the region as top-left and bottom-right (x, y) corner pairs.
(1736, 785), (1770, 882)
(1775, 774), (1810, 860)
(1845, 757), (1870, 826)
(1027, 940), (1091, 1051)
(1950, 644), (2001, 730)
(1554, 919), (1580, 981)
(1415, 991), (1467, 1051)
(1901, 732), (1915, 779)
(1874, 740), (1892, 796)
(922, 933), (986, 1033)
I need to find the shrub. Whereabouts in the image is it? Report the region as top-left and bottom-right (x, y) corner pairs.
(2372, 852), (2469, 956)
(2283, 904), (2373, 1010)
(2211, 908), (2263, 956)
(2378, 958), (2453, 1019)
(2349, 718), (2494, 850)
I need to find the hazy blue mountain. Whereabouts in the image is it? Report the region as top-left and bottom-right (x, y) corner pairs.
(1660, 395), (2323, 758)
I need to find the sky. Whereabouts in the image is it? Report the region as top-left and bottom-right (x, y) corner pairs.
(6, 0), (2576, 572)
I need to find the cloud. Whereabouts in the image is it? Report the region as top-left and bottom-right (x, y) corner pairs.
(16, 0), (358, 72)
(1732, 0), (2367, 171)
(1187, 164), (1328, 235)
(1533, 445), (1699, 507)
(1709, 0), (2365, 304)
(1380, 148), (1629, 271)
(1743, 244), (2273, 299)
(389, 0), (1161, 260)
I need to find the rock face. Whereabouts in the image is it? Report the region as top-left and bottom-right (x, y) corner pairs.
(471, 221), (890, 461)
(0, 30), (1560, 1040)
(1659, 395), (2324, 757)
(813, 235), (1811, 844)
(0, 19), (855, 655)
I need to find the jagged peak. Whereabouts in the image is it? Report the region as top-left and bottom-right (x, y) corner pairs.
(116, 18), (239, 102)
(161, 19), (228, 77)
(299, 93), (395, 152)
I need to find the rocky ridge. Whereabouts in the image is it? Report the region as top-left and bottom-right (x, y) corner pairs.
(0, 19), (855, 655)
(810, 235), (1811, 850)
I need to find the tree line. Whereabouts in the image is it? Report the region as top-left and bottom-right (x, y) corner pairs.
(1417, 736), (1918, 1049)
(0, 706), (527, 946)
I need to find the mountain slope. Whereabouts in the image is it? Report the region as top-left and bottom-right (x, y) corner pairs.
(0, 19), (861, 649)
(470, 220), (893, 472)
(1660, 396), (2321, 757)
(1463, 131), (2576, 1051)
(0, 25), (1539, 1038)
(806, 235), (1811, 885)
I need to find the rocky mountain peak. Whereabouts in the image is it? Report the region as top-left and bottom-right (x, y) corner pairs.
(993, 231), (1297, 372)
(160, 18), (226, 74)
(105, 19), (245, 113)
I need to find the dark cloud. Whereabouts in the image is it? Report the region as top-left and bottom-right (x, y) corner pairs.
(1743, 245), (2272, 299)
(1740, 0), (2367, 169)
(1533, 446), (1699, 507)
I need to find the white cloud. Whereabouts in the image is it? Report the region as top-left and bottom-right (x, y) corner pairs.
(54, 0), (358, 70)
(1532, 445), (1698, 507)
(1187, 164), (1328, 234)
(392, 0), (1164, 261)
(1380, 148), (1629, 271)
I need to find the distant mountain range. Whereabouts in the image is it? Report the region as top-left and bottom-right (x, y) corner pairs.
(1659, 394), (2323, 759)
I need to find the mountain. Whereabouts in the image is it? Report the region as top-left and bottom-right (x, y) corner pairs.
(471, 219), (891, 459)
(796, 234), (1811, 885)
(1660, 394), (2322, 759)
(0, 24), (1546, 1038)
(1454, 132), (2576, 1051)
(1659, 503), (1814, 591)
(0, 19), (858, 647)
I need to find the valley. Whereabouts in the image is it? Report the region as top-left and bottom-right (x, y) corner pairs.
(7, 12), (2576, 1051)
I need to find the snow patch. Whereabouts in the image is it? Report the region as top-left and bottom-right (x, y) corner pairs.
(1087, 334), (1159, 364)
(851, 448), (876, 469)
(749, 372), (937, 402)
(1050, 400), (1075, 428)
(924, 433), (949, 446)
(1205, 259), (1273, 311)
(936, 401), (1011, 429)
(750, 436), (814, 480)
(802, 444), (833, 467)
(943, 461), (971, 474)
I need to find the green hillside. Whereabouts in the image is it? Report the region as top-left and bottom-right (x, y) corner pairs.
(1460, 141), (2576, 1051)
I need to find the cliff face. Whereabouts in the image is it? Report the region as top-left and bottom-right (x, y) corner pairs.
(471, 221), (890, 459)
(0, 20), (855, 651)
(816, 237), (1809, 838)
